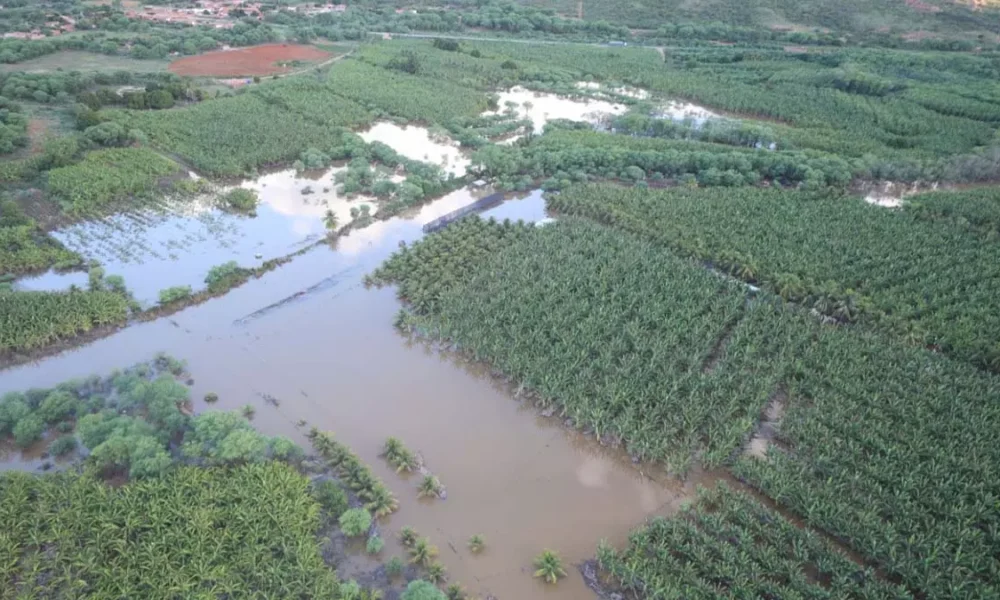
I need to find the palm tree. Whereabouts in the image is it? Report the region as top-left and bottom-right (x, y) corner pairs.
(417, 475), (442, 499)
(324, 209), (338, 231)
(409, 537), (438, 566)
(426, 561), (447, 585)
(399, 526), (419, 547)
(533, 550), (566, 584)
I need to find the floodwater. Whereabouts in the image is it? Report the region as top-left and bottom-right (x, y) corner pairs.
(0, 187), (712, 599)
(359, 122), (470, 178)
(859, 180), (937, 208)
(49, 167), (377, 306)
(12, 269), (89, 292)
(487, 86), (630, 134)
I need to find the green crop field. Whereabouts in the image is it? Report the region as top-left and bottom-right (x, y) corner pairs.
(548, 184), (1000, 372)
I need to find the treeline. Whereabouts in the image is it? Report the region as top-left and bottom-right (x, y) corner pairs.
(472, 128), (857, 190)
(0, 20), (279, 64)
(0, 70), (195, 106)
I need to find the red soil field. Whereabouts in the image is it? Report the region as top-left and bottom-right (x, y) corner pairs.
(168, 43), (332, 77)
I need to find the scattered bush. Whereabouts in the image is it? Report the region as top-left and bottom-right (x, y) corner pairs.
(12, 414), (43, 448)
(158, 285), (192, 305)
(269, 436), (304, 462)
(401, 580), (446, 600)
(49, 434), (77, 456)
(0, 393), (31, 436)
(37, 390), (76, 424)
(241, 404), (255, 419)
(313, 479), (348, 519)
(220, 188), (258, 213)
(468, 534), (485, 554)
(386, 556), (405, 577)
(339, 508), (372, 537)
(366, 535), (384, 555)
(204, 392), (219, 403)
(205, 261), (251, 293)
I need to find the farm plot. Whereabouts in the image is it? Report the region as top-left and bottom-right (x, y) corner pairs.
(548, 184), (1000, 373)
(599, 484), (909, 599)
(168, 43), (331, 77)
(733, 318), (1000, 599)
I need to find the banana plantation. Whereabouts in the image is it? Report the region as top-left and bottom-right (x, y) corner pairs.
(375, 210), (1000, 598)
(548, 184), (1000, 373)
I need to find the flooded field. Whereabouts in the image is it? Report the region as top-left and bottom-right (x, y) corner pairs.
(360, 122), (470, 177)
(0, 187), (715, 599)
(49, 167), (378, 306)
(11, 269), (89, 292)
(487, 86), (630, 134)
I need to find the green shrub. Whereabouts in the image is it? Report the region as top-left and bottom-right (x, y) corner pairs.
(312, 479), (348, 519)
(220, 188), (258, 213)
(401, 580), (447, 600)
(366, 535), (384, 555)
(37, 390), (76, 424)
(386, 556), (405, 577)
(338, 508), (372, 537)
(0, 393), (30, 435)
(269, 436), (304, 462)
(205, 261), (250, 293)
(204, 392), (219, 403)
(12, 414), (44, 448)
(49, 434), (77, 456)
(158, 285), (192, 305)
(181, 411), (269, 466)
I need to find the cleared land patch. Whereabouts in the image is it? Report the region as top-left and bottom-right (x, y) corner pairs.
(168, 44), (332, 77)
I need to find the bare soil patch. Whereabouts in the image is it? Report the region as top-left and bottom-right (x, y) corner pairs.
(168, 44), (331, 77)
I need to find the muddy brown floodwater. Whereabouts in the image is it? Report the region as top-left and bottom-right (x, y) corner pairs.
(0, 188), (719, 599)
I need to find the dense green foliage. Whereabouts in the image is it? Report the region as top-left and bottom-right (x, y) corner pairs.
(45, 147), (179, 214)
(550, 184), (1000, 372)
(374, 218), (799, 469)
(0, 462), (339, 598)
(599, 484), (908, 598)
(0, 199), (79, 274)
(0, 288), (130, 356)
(730, 324), (1000, 599)
(204, 261), (253, 294)
(906, 186), (1000, 237)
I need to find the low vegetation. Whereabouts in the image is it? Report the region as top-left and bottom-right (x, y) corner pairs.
(0, 199), (79, 274)
(0, 288), (130, 356)
(45, 147), (179, 214)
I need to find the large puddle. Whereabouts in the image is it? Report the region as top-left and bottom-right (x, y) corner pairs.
(359, 122), (470, 178)
(0, 187), (714, 599)
(49, 167), (378, 306)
